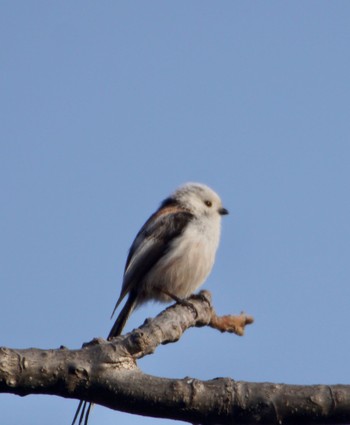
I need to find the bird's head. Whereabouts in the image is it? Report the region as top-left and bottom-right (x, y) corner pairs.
(172, 182), (229, 219)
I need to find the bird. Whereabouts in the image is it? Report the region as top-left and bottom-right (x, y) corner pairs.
(71, 182), (228, 425)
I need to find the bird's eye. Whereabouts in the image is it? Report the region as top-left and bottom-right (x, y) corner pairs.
(204, 200), (212, 207)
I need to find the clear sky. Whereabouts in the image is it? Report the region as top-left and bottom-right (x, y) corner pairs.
(1, 2), (350, 424)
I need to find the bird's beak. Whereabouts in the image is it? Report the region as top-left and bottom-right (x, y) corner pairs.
(219, 207), (229, 216)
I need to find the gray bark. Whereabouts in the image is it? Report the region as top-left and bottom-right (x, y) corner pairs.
(0, 291), (349, 424)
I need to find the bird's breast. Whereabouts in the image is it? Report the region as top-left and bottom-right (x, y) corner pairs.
(142, 218), (221, 302)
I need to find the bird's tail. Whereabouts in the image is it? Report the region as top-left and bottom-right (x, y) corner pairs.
(107, 292), (138, 339)
(71, 400), (92, 425)
(71, 293), (138, 425)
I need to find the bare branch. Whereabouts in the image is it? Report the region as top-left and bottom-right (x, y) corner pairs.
(0, 291), (349, 424)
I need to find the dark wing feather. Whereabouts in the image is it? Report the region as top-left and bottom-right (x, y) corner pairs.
(111, 207), (194, 317)
(124, 198), (187, 272)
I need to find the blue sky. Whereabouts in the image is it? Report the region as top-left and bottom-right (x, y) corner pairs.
(1, 2), (350, 424)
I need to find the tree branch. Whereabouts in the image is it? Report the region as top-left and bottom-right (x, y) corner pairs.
(0, 291), (349, 424)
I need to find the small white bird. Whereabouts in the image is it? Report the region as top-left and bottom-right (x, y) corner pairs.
(108, 182), (228, 338)
(72, 182), (228, 425)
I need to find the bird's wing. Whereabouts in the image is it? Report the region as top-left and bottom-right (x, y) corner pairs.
(111, 206), (194, 318)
